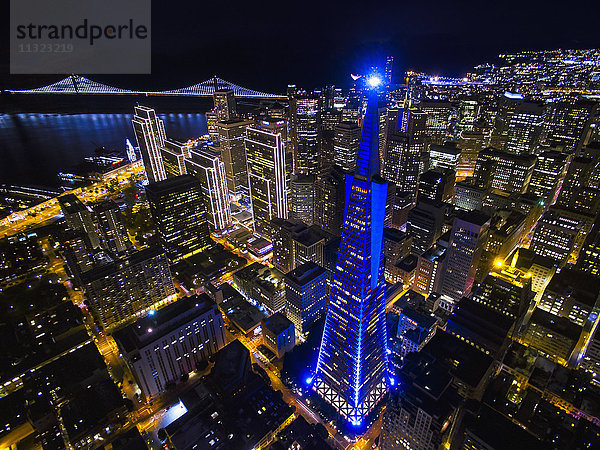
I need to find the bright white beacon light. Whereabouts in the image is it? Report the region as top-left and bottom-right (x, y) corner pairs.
(367, 75), (381, 87)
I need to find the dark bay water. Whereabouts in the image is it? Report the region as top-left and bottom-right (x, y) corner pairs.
(0, 112), (208, 187)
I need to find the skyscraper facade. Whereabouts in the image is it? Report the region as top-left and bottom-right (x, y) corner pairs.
(132, 106), (167, 183)
(213, 89), (237, 121)
(185, 148), (232, 231)
(217, 118), (253, 202)
(333, 121), (361, 172)
(145, 175), (212, 262)
(290, 174), (315, 225)
(314, 91), (389, 425)
(293, 95), (321, 174)
(245, 118), (289, 238)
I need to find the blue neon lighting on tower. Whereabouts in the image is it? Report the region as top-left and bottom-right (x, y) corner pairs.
(314, 88), (389, 425)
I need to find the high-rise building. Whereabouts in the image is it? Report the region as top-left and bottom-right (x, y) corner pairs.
(58, 194), (100, 249)
(314, 91), (389, 425)
(414, 242), (447, 297)
(132, 106), (167, 183)
(185, 148), (232, 231)
(160, 139), (191, 178)
(417, 169), (454, 203)
(475, 148), (536, 194)
(293, 95), (321, 174)
(407, 199), (447, 255)
(457, 130), (485, 179)
(429, 142), (461, 173)
(471, 269), (533, 320)
(530, 207), (583, 266)
(333, 121), (361, 172)
(290, 174), (314, 225)
(418, 100), (454, 145)
(146, 175), (212, 262)
(233, 262), (286, 313)
(320, 109), (342, 167)
(314, 165), (346, 236)
(527, 150), (569, 205)
(262, 313), (296, 359)
(91, 200), (131, 254)
(440, 210), (490, 301)
(284, 262), (327, 336)
(245, 118), (289, 238)
(383, 107), (427, 197)
(555, 155), (600, 215)
(544, 101), (596, 153)
(217, 119), (253, 201)
(578, 216), (600, 277)
(114, 294), (226, 399)
(81, 247), (176, 331)
(213, 89), (237, 121)
(505, 102), (545, 154)
(385, 56), (394, 84)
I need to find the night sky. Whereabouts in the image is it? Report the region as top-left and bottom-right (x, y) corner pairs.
(2, 0), (600, 93)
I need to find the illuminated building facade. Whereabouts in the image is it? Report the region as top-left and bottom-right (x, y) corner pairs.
(290, 174), (315, 225)
(529, 207), (583, 266)
(185, 148), (232, 231)
(132, 105), (167, 183)
(475, 148), (536, 194)
(527, 150), (569, 205)
(245, 118), (289, 238)
(284, 261), (327, 336)
(544, 101), (596, 153)
(80, 247), (176, 331)
(314, 165), (346, 236)
(505, 102), (545, 154)
(314, 91), (389, 425)
(217, 118), (253, 202)
(334, 121), (361, 172)
(429, 142), (461, 173)
(440, 211), (490, 301)
(146, 175), (212, 262)
(213, 88), (237, 121)
(160, 139), (191, 178)
(293, 95), (321, 174)
(114, 295), (226, 399)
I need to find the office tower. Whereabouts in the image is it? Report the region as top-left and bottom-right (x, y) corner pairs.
(314, 91), (389, 425)
(490, 96), (519, 150)
(383, 107), (427, 198)
(510, 248), (556, 302)
(217, 118), (253, 202)
(505, 102), (545, 154)
(440, 210), (490, 301)
(418, 100), (454, 145)
(390, 191), (414, 230)
(262, 313), (296, 358)
(206, 110), (219, 142)
(114, 295), (226, 399)
(146, 175), (212, 262)
(429, 142), (461, 172)
(544, 101), (596, 153)
(272, 218), (307, 273)
(527, 150), (569, 205)
(475, 148), (536, 194)
(483, 210), (528, 267)
(530, 207), (583, 266)
(284, 262), (327, 336)
(385, 56), (393, 84)
(290, 174), (314, 225)
(60, 230), (97, 285)
(414, 243), (447, 296)
(454, 181), (488, 211)
(333, 121), (361, 172)
(126, 138), (137, 162)
(407, 199), (446, 254)
(81, 247), (176, 331)
(578, 216), (600, 277)
(455, 98), (479, 133)
(160, 139), (191, 178)
(92, 200), (130, 254)
(245, 118), (289, 238)
(58, 194), (100, 249)
(314, 165), (346, 236)
(293, 94), (321, 174)
(185, 147), (232, 231)
(457, 130), (485, 178)
(383, 227), (412, 264)
(233, 262), (286, 313)
(132, 105), (167, 183)
(555, 155), (600, 215)
(471, 270), (533, 320)
(417, 169), (454, 203)
(320, 109), (342, 166)
(213, 89), (237, 121)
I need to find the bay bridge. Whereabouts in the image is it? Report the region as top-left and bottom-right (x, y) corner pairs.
(5, 75), (286, 99)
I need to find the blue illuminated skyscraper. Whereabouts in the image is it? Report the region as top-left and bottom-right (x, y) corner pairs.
(313, 90), (389, 425)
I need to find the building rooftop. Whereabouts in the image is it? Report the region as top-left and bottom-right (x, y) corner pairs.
(144, 174), (199, 196)
(114, 295), (217, 352)
(57, 193), (87, 215)
(263, 312), (293, 335)
(544, 268), (600, 308)
(219, 290), (266, 334)
(284, 261), (327, 286)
